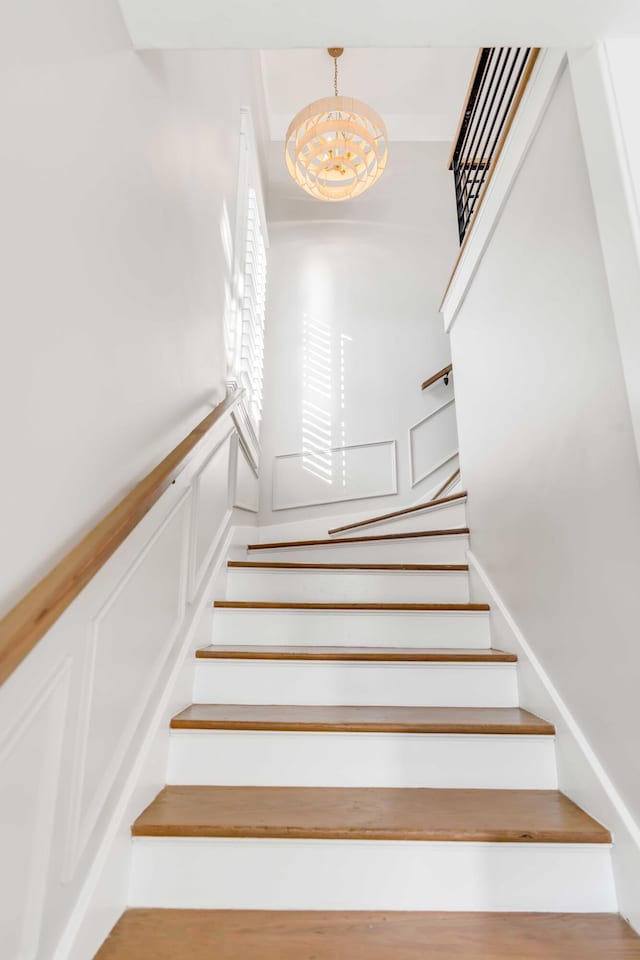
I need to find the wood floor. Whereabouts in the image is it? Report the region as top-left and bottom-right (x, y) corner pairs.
(170, 703), (554, 735)
(132, 785), (611, 843)
(195, 644), (517, 661)
(227, 561), (470, 570)
(94, 910), (640, 959)
(214, 600), (489, 610)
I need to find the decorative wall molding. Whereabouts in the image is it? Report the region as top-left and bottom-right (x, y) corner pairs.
(63, 493), (191, 880)
(231, 401), (260, 476)
(0, 399), (254, 960)
(187, 431), (234, 599)
(233, 435), (260, 513)
(272, 440), (397, 511)
(52, 519), (243, 960)
(0, 658), (71, 960)
(408, 398), (458, 488)
(441, 48), (567, 332)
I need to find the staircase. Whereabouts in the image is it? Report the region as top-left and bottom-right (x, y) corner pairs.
(94, 492), (639, 958)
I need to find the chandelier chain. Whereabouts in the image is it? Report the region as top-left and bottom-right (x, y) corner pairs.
(333, 55), (339, 97)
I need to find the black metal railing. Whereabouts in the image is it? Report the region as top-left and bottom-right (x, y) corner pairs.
(449, 47), (534, 245)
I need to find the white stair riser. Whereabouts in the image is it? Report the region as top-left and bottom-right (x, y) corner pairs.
(227, 568), (470, 603)
(213, 609), (491, 649)
(129, 838), (615, 912)
(337, 501), (468, 536)
(247, 535), (469, 564)
(167, 731), (557, 789)
(194, 660), (516, 706)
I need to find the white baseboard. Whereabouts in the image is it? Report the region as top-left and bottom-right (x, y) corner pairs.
(467, 548), (640, 931)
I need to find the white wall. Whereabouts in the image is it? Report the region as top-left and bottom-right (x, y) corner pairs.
(569, 42), (640, 469)
(259, 141), (460, 525)
(449, 63), (640, 926)
(0, 396), (258, 960)
(0, 0), (266, 618)
(118, 0), (640, 50)
(604, 40), (640, 219)
(0, 1), (265, 954)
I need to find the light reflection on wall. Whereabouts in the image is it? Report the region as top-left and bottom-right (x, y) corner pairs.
(220, 200), (237, 380)
(302, 314), (333, 483)
(339, 332), (352, 487)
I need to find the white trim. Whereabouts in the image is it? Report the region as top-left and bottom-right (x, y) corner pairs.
(467, 548), (640, 853)
(410, 450), (458, 490)
(441, 48), (567, 332)
(231, 403), (259, 476)
(242, 106), (269, 250)
(232, 434), (259, 513)
(63, 493), (191, 879)
(569, 43), (640, 470)
(0, 658), (71, 960)
(187, 431), (234, 598)
(272, 439), (398, 511)
(52, 521), (240, 960)
(408, 397), (458, 488)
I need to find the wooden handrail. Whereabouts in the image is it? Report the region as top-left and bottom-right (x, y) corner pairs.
(440, 47), (541, 310)
(421, 364), (453, 391)
(432, 467), (461, 501)
(0, 389), (243, 686)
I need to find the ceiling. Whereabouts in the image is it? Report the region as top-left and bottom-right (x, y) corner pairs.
(260, 48), (477, 143)
(119, 0), (640, 50)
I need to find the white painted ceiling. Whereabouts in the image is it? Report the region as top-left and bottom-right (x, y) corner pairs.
(260, 48), (478, 143)
(119, 0), (640, 50)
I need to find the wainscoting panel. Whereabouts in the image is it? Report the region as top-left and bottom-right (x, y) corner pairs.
(0, 660), (70, 960)
(67, 494), (190, 874)
(234, 437), (259, 513)
(188, 432), (233, 598)
(272, 440), (397, 511)
(409, 399), (459, 487)
(0, 393), (257, 960)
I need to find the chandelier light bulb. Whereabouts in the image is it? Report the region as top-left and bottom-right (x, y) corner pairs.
(285, 48), (388, 202)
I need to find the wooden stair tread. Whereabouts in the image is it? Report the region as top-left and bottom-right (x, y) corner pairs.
(94, 909), (640, 959)
(228, 561), (469, 571)
(132, 785), (609, 842)
(196, 644), (517, 662)
(328, 491), (467, 535)
(170, 704), (553, 735)
(214, 600), (489, 611)
(247, 528), (470, 550)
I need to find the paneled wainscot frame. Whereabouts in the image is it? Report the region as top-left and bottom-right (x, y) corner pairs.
(272, 439), (398, 511)
(0, 390), (259, 960)
(408, 398), (459, 488)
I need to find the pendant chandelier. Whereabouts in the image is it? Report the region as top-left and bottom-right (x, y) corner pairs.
(285, 48), (388, 202)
